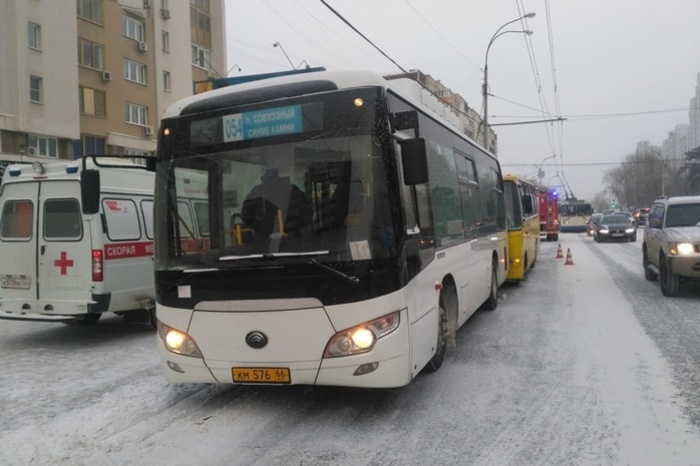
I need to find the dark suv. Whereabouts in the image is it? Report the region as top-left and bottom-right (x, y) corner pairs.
(642, 196), (700, 296)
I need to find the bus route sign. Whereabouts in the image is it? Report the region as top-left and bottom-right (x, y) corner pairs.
(223, 105), (303, 142)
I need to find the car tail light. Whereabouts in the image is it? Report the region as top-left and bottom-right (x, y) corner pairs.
(92, 249), (103, 282)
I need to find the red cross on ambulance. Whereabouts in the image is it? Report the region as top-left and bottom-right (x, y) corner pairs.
(54, 251), (74, 275)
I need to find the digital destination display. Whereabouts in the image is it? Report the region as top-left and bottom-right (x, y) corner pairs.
(222, 105), (303, 142)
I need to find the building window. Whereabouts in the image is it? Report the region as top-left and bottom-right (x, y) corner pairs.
(27, 134), (58, 158)
(161, 30), (169, 52)
(78, 38), (104, 70)
(77, 0), (104, 25)
(125, 102), (148, 126)
(122, 15), (144, 41)
(79, 86), (106, 117)
(74, 135), (105, 159)
(29, 75), (42, 103)
(125, 148), (150, 166)
(191, 44), (211, 70)
(28, 22), (41, 50)
(190, 0), (211, 48)
(124, 59), (146, 84)
(163, 70), (171, 91)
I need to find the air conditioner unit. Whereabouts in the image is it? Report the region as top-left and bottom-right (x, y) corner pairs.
(143, 126), (154, 135)
(27, 147), (37, 156)
(161, 8), (171, 20)
(101, 70), (112, 81)
(138, 41), (148, 52)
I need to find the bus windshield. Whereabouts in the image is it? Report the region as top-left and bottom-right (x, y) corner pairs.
(155, 88), (398, 270)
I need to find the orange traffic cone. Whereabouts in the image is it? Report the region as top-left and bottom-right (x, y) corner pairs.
(565, 248), (574, 265)
(556, 244), (564, 259)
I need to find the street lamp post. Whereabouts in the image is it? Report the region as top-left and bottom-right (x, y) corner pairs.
(481, 12), (535, 149)
(535, 154), (556, 186)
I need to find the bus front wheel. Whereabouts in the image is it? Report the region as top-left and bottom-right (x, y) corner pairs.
(424, 298), (448, 372)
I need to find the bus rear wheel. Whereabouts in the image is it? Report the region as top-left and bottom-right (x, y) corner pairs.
(480, 260), (499, 311)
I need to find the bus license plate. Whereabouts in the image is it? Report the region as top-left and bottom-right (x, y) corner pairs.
(1, 275), (31, 289)
(232, 367), (291, 384)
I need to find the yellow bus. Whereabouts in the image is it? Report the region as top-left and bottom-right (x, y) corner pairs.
(503, 175), (540, 281)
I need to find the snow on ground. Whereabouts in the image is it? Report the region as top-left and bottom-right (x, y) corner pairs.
(1, 233), (699, 465)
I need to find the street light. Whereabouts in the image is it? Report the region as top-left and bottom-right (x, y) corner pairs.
(481, 12), (535, 149)
(534, 154), (556, 186)
(227, 64), (242, 75)
(272, 42), (295, 70)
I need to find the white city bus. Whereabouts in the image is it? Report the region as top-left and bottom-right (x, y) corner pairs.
(139, 69), (508, 388)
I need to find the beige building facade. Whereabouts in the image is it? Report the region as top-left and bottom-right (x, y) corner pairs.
(0, 0), (226, 165)
(384, 69), (498, 156)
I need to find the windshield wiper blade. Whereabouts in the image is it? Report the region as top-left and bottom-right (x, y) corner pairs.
(309, 258), (360, 286)
(219, 250), (330, 262)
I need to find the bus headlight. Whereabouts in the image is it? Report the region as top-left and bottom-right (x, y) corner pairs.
(158, 321), (203, 358)
(324, 311), (400, 358)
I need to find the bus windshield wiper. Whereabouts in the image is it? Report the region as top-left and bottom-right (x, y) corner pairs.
(309, 258), (360, 286)
(219, 250), (330, 262)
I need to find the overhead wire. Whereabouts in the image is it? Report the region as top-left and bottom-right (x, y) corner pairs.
(319, 0), (409, 74)
(401, 0), (481, 73)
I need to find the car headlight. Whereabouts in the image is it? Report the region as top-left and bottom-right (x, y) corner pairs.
(670, 242), (695, 255)
(599, 228), (609, 234)
(158, 321), (203, 357)
(625, 227), (635, 233)
(324, 311), (400, 358)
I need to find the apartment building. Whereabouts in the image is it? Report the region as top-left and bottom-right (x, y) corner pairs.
(0, 0), (226, 167)
(384, 69), (498, 156)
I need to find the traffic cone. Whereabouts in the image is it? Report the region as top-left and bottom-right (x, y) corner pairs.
(556, 243), (564, 259)
(565, 248), (574, 265)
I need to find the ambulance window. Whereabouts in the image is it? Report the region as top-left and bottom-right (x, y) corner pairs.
(43, 199), (82, 240)
(193, 201), (209, 236)
(1, 199), (34, 240)
(177, 201), (195, 238)
(140, 200), (154, 239)
(103, 198), (140, 241)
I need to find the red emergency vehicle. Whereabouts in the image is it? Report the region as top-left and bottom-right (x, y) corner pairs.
(538, 188), (560, 241)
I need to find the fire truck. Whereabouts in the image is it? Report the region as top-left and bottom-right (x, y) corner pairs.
(538, 188), (560, 241)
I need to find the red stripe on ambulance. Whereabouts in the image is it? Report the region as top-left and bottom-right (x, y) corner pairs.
(104, 241), (154, 260)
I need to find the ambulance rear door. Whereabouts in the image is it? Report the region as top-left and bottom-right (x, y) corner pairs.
(37, 180), (92, 304)
(0, 180), (40, 299)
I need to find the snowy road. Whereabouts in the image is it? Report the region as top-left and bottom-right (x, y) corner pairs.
(2, 233), (700, 465)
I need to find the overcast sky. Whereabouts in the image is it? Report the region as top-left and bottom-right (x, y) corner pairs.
(224, 0), (700, 201)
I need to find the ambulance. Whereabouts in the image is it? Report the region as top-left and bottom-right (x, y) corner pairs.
(0, 157), (156, 325)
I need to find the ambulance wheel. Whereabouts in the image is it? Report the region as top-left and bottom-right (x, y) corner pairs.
(64, 313), (101, 326)
(148, 308), (157, 330)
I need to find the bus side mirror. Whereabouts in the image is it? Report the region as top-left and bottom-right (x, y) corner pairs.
(81, 169), (101, 214)
(400, 138), (428, 185)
